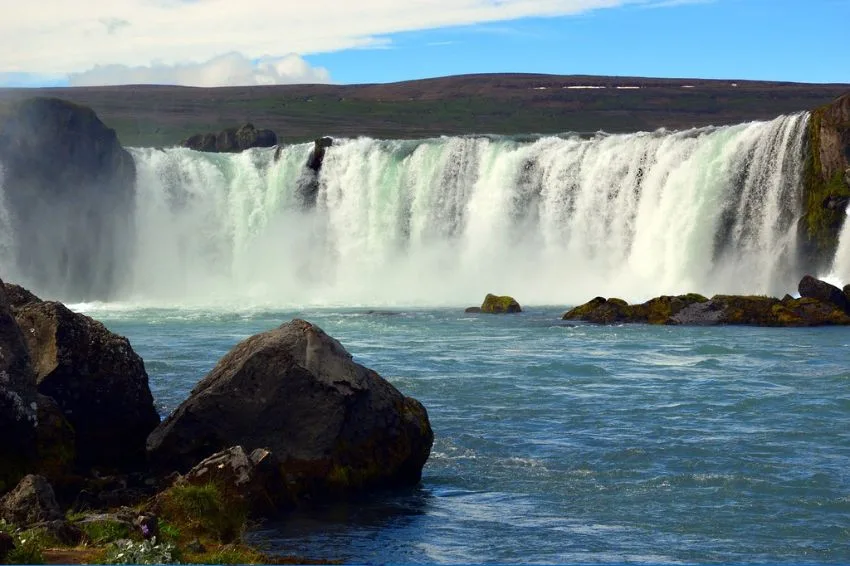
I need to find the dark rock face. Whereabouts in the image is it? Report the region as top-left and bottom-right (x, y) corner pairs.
(298, 137), (333, 209)
(183, 124), (277, 153)
(798, 275), (850, 313)
(480, 293), (522, 313)
(11, 288), (159, 472)
(464, 306), (482, 313)
(0, 475), (63, 526)
(563, 283), (850, 327)
(0, 279), (39, 490)
(147, 319), (433, 505)
(0, 97), (136, 301)
(183, 133), (217, 152)
(306, 137), (333, 172)
(800, 93), (850, 270)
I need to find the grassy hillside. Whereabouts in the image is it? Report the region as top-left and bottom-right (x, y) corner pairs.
(1, 74), (848, 147)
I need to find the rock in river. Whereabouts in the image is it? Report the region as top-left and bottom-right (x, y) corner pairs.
(147, 319), (433, 506)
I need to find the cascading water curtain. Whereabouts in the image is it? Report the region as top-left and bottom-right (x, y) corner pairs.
(0, 114), (810, 307)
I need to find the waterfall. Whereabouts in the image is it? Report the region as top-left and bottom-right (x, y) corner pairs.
(0, 113), (813, 306)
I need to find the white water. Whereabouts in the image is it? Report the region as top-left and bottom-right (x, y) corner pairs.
(827, 205), (850, 286)
(104, 114), (807, 307)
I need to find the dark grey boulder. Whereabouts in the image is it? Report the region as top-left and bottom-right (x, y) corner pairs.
(0, 475), (62, 526)
(12, 290), (159, 472)
(0, 279), (40, 491)
(147, 319), (433, 505)
(798, 275), (850, 313)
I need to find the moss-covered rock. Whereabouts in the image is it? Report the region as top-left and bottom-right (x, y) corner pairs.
(480, 293), (522, 314)
(562, 281), (850, 327)
(800, 93), (850, 269)
(563, 294), (708, 324)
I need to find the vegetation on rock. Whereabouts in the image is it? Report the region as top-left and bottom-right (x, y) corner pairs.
(800, 94), (850, 269)
(563, 279), (850, 327)
(480, 294), (522, 314)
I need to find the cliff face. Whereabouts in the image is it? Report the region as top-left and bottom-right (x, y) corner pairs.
(801, 93), (850, 268)
(0, 98), (136, 301)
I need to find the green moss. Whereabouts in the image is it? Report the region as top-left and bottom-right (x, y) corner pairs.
(802, 106), (850, 264)
(481, 293), (522, 313)
(81, 520), (130, 545)
(5, 536), (45, 565)
(157, 483), (246, 544)
(562, 297), (607, 320)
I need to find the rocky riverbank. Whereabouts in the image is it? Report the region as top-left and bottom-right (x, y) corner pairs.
(0, 280), (433, 565)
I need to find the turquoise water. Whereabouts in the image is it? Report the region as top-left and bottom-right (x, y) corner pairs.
(85, 306), (850, 564)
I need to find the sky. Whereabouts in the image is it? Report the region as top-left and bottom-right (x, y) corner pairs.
(0, 0), (847, 88)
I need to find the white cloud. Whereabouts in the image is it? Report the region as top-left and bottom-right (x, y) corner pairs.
(69, 52), (331, 87)
(0, 0), (703, 85)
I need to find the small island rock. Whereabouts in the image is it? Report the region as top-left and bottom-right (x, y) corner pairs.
(480, 294), (522, 314)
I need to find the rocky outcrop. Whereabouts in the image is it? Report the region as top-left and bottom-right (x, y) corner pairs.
(182, 124), (277, 153)
(0, 97), (136, 301)
(798, 274), (850, 313)
(0, 475), (63, 526)
(0, 279), (40, 491)
(147, 319), (433, 506)
(480, 293), (522, 314)
(801, 93), (850, 269)
(8, 284), (159, 472)
(306, 137), (333, 172)
(295, 137), (334, 209)
(563, 279), (850, 326)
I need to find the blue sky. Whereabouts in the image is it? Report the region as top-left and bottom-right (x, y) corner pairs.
(1, 0), (848, 87)
(306, 0), (849, 84)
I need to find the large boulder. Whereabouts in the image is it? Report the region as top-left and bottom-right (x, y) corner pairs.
(0, 279), (40, 491)
(0, 97), (136, 301)
(147, 319), (433, 505)
(10, 285), (159, 472)
(0, 475), (62, 526)
(798, 275), (850, 313)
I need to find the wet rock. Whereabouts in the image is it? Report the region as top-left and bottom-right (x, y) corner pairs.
(480, 294), (522, 314)
(798, 275), (850, 313)
(13, 296), (159, 472)
(564, 291), (850, 327)
(0, 475), (62, 526)
(306, 137), (333, 172)
(464, 307), (482, 313)
(147, 319), (433, 505)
